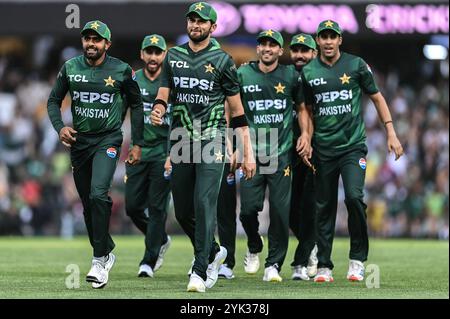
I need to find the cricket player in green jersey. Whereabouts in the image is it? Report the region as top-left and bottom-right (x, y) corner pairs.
(288, 33), (319, 281)
(47, 20), (144, 289)
(238, 30), (310, 282)
(123, 34), (171, 278)
(151, 2), (256, 293)
(301, 20), (404, 283)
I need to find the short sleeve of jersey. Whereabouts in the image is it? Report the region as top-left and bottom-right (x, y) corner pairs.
(220, 56), (241, 96)
(291, 69), (304, 106)
(160, 53), (173, 89)
(301, 71), (314, 106)
(358, 58), (379, 95)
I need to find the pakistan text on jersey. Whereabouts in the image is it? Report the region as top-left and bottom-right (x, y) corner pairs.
(74, 106), (110, 119)
(72, 91), (115, 104)
(318, 104), (352, 116)
(253, 113), (284, 124)
(176, 93), (210, 105)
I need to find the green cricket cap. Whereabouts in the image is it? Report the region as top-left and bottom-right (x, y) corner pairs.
(257, 29), (284, 47)
(141, 34), (167, 51)
(316, 19), (342, 36)
(289, 33), (316, 50)
(81, 20), (111, 41)
(186, 2), (217, 23)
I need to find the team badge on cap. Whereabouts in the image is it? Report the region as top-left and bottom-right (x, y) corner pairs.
(359, 158), (366, 170)
(107, 147), (117, 159)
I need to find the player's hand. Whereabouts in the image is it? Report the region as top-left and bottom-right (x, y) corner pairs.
(296, 134), (311, 158)
(230, 150), (239, 173)
(126, 145), (141, 165)
(241, 152), (256, 180)
(151, 105), (165, 126)
(387, 134), (404, 161)
(164, 156), (172, 172)
(59, 126), (77, 148)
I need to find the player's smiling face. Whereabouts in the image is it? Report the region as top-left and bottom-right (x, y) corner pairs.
(290, 45), (317, 70)
(187, 14), (216, 43)
(141, 47), (166, 75)
(317, 30), (342, 60)
(257, 38), (283, 66)
(81, 31), (111, 62)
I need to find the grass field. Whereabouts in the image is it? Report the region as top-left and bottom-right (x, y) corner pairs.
(0, 236), (447, 299)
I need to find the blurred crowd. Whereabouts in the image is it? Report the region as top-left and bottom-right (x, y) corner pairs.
(0, 39), (448, 240)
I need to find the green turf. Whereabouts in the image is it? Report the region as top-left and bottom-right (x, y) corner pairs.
(0, 236), (447, 299)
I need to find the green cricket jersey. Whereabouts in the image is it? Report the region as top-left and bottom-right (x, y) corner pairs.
(48, 55), (144, 145)
(301, 52), (378, 159)
(132, 69), (169, 161)
(160, 41), (240, 142)
(238, 62), (304, 157)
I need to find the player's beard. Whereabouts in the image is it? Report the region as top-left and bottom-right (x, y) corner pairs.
(259, 52), (277, 67)
(83, 45), (105, 63)
(146, 60), (162, 75)
(188, 27), (211, 43)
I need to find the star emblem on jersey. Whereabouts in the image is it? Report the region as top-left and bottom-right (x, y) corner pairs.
(150, 36), (159, 44)
(195, 2), (205, 10)
(90, 21), (100, 30)
(297, 35), (306, 43)
(325, 20), (334, 27)
(204, 63), (215, 74)
(265, 29), (274, 37)
(104, 76), (115, 87)
(340, 73), (351, 84)
(274, 82), (285, 94)
(215, 150), (224, 162)
(284, 166), (291, 177)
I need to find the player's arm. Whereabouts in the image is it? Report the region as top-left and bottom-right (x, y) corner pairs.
(369, 92), (404, 160)
(123, 65), (144, 164)
(298, 71), (315, 169)
(151, 53), (172, 126)
(296, 101), (313, 157)
(224, 101), (237, 172)
(47, 64), (77, 148)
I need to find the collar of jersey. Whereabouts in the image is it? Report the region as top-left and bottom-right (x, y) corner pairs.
(318, 51), (345, 68)
(186, 41), (214, 55)
(83, 54), (109, 68)
(252, 60), (281, 74)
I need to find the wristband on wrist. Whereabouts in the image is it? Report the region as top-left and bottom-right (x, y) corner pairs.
(153, 99), (167, 112)
(384, 120), (393, 126)
(231, 114), (248, 129)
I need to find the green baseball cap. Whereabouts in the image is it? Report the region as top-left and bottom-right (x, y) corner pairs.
(81, 20), (111, 41)
(289, 33), (316, 50)
(141, 34), (167, 51)
(316, 19), (342, 36)
(185, 2), (217, 23)
(257, 29), (284, 47)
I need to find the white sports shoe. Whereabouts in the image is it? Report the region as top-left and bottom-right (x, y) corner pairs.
(205, 246), (227, 288)
(187, 257), (195, 277)
(88, 253), (116, 289)
(314, 267), (334, 283)
(154, 236), (171, 272)
(218, 264), (235, 279)
(263, 265), (282, 282)
(244, 251), (260, 274)
(347, 259), (365, 282)
(138, 264), (154, 278)
(307, 244), (318, 277)
(187, 271), (206, 293)
(292, 265), (309, 281)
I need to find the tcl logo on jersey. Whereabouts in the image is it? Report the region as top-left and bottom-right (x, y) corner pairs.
(309, 78), (327, 86)
(242, 85), (262, 93)
(68, 74), (88, 82)
(72, 91), (115, 104)
(170, 60), (189, 69)
(248, 99), (287, 111)
(315, 90), (353, 103)
(173, 77), (214, 91)
(140, 88), (150, 96)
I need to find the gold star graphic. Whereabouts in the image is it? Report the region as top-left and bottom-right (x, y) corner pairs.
(284, 166), (291, 177)
(104, 76), (115, 87)
(265, 29), (274, 37)
(340, 73), (351, 84)
(215, 150), (224, 162)
(90, 21), (100, 30)
(195, 2), (205, 11)
(150, 36), (159, 44)
(205, 63), (215, 74)
(274, 82), (285, 94)
(324, 20), (334, 27)
(297, 35), (306, 43)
